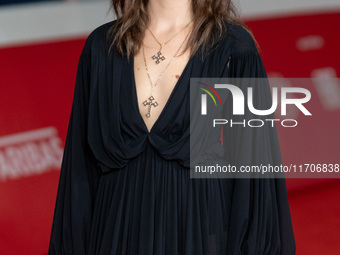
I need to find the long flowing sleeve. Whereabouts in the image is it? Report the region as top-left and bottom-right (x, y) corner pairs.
(223, 27), (296, 255)
(49, 39), (99, 255)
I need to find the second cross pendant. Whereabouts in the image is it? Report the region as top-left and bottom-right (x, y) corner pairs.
(143, 96), (158, 118)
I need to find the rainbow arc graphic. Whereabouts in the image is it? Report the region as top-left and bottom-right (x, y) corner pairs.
(198, 82), (223, 106)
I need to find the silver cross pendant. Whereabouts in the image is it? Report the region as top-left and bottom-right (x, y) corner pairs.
(143, 96), (158, 117)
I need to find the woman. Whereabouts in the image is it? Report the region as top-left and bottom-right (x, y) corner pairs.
(49, 0), (296, 254)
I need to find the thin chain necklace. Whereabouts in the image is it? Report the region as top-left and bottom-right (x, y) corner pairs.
(142, 29), (191, 118)
(148, 20), (193, 64)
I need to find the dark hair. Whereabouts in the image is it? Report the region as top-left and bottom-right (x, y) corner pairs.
(107, 0), (257, 59)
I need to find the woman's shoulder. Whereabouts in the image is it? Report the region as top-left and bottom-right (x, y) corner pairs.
(81, 20), (117, 56)
(223, 22), (259, 56)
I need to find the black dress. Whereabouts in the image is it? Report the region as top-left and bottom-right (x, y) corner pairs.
(49, 20), (296, 255)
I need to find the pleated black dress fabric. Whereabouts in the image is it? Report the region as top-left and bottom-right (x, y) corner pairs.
(49, 20), (296, 255)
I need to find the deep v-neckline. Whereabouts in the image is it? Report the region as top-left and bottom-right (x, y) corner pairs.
(131, 53), (193, 134)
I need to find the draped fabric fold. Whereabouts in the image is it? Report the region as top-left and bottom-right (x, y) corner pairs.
(223, 36), (296, 254)
(49, 36), (100, 255)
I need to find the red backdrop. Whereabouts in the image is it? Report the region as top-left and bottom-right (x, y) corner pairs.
(0, 11), (339, 255)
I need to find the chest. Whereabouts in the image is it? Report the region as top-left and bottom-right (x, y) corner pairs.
(133, 46), (192, 133)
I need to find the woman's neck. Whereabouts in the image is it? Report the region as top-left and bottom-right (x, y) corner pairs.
(147, 0), (193, 32)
